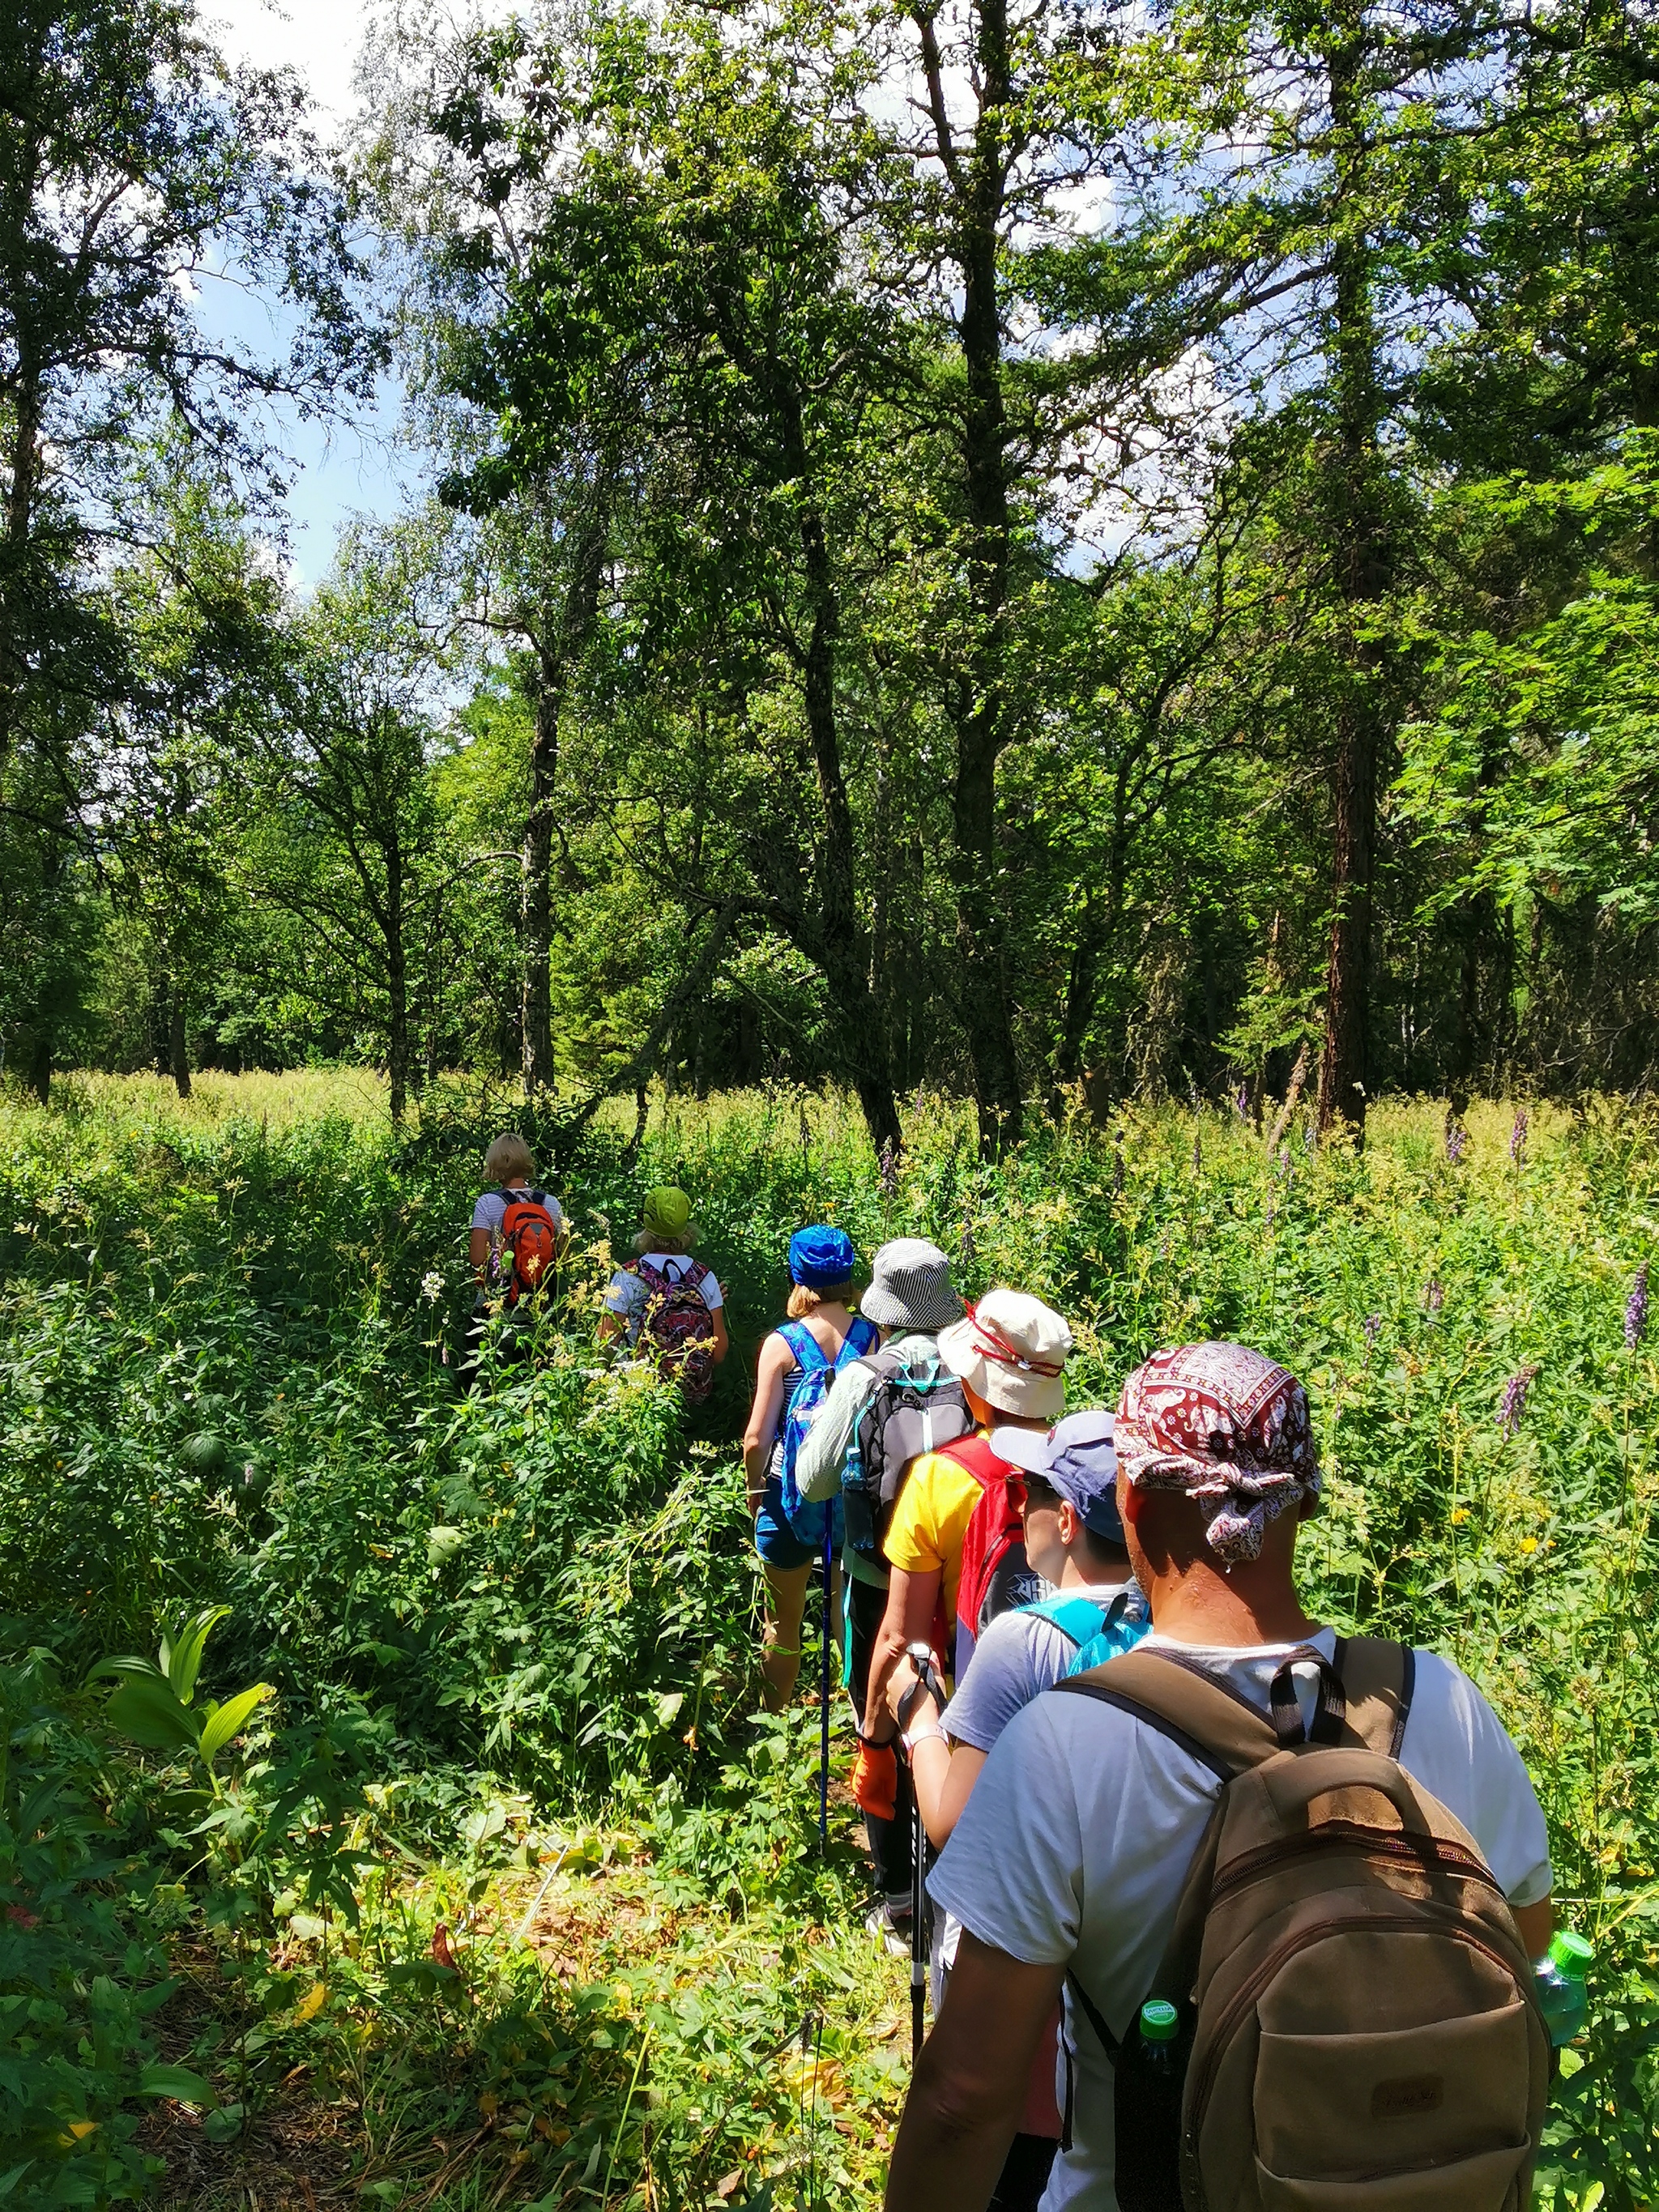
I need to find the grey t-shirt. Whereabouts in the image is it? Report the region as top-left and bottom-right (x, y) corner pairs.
(945, 1583), (1132, 1753)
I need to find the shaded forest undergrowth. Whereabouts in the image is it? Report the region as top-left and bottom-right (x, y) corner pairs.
(3, 1073), (1659, 2208)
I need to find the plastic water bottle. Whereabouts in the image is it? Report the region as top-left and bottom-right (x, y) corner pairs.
(1113, 1997), (1187, 2212)
(1533, 1931), (1593, 2047)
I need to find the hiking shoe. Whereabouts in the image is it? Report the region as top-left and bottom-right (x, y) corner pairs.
(864, 1899), (913, 1958)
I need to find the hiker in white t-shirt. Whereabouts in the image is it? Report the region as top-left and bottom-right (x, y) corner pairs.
(886, 1340), (1555, 2212)
(598, 1185), (729, 1357)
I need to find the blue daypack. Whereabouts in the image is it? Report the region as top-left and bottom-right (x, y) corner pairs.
(1021, 1584), (1152, 1676)
(777, 1316), (880, 1548)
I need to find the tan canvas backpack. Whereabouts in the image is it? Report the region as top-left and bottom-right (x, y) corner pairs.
(1053, 1637), (1550, 2211)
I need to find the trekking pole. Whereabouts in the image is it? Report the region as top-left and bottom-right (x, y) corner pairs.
(819, 1524), (834, 1854)
(899, 1643), (945, 2065)
(911, 1777), (926, 2063)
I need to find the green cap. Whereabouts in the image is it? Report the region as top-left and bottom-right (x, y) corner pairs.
(1140, 1999), (1180, 2042)
(1549, 1932), (1593, 1980)
(642, 1186), (691, 1239)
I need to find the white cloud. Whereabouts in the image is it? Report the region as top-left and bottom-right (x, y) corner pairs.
(207, 0), (371, 126)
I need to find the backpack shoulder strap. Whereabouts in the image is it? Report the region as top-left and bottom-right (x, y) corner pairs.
(1333, 1634), (1414, 1758)
(834, 1315), (879, 1370)
(1051, 1647), (1280, 1777)
(778, 1319), (828, 1372)
(1021, 1592), (1110, 1646)
(936, 1431), (1009, 1483)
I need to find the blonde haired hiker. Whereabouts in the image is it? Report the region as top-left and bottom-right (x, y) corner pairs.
(460, 1132), (566, 1392)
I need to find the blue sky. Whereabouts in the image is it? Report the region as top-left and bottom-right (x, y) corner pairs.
(204, 0), (424, 582)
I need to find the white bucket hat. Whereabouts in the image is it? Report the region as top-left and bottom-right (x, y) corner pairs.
(937, 1287), (1072, 1421)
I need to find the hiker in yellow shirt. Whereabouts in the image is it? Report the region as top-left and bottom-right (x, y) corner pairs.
(859, 1288), (1073, 1745)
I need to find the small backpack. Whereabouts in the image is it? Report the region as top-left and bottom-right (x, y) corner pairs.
(497, 1187), (561, 1306)
(775, 1316), (880, 1549)
(1053, 1639), (1549, 2212)
(951, 1434), (1041, 1674)
(1020, 1586), (1151, 1677)
(626, 1255), (718, 1404)
(841, 1347), (972, 1568)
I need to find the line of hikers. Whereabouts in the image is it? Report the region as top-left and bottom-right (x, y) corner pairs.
(467, 1134), (1585, 2212)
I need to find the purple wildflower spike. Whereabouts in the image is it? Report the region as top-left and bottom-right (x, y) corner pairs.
(878, 1137), (898, 1200)
(1446, 1123), (1467, 1165)
(1498, 1364), (1539, 1439)
(1426, 1277), (1444, 1314)
(1364, 1313), (1382, 1350)
(959, 1217), (977, 1267)
(1627, 1261), (1650, 1353)
(1510, 1107), (1529, 1166)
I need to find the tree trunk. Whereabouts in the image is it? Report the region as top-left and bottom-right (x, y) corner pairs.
(1315, 15), (1391, 1144)
(0, 360), (41, 774)
(169, 986), (190, 1098)
(915, 0), (1023, 1153)
(521, 494), (609, 1097)
(521, 659), (557, 1095)
(788, 454), (902, 1157)
(386, 855), (408, 1127)
(26, 819), (68, 1105)
(152, 977), (173, 1078)
(1053, 894), (1105, 1111)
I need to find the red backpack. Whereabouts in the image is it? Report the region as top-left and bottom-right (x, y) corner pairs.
(943, 1433), (1047, 1674)
(497, 1187), (561, 1306)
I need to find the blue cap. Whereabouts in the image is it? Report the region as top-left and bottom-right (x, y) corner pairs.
(789, 1224), (856, 1289)
(991, 1410), (1123, 1544)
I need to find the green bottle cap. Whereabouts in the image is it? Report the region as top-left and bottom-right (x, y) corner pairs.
(1140, 1999), (1180, 2042)
(1549, 1932), (1593, 1980)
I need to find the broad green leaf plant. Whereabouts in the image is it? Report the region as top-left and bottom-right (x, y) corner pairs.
(87, 1606), (272, 1797)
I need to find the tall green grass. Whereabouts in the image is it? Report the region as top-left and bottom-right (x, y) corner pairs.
(2, 1074), (1656, 2205)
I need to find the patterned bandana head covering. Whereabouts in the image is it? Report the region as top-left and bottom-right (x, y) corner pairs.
(1115, 1342), (1320, 1566)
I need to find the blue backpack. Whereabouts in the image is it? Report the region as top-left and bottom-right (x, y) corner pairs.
(777, 1316), (880, 1548)
(1021, 1585), (1152, 1676)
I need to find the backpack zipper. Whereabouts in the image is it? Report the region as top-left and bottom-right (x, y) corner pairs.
(1207, 1822), (1504, 1912)
(1183, 1913), (1528, 2212)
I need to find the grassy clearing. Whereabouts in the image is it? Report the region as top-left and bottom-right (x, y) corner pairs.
(2, 1073), (1657, 2207)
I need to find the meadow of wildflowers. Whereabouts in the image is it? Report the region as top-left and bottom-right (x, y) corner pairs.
(0, 1076), (1655, 2206)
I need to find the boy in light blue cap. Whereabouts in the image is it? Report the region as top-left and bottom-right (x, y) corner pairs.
(879, 1409), (1149, 2212)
